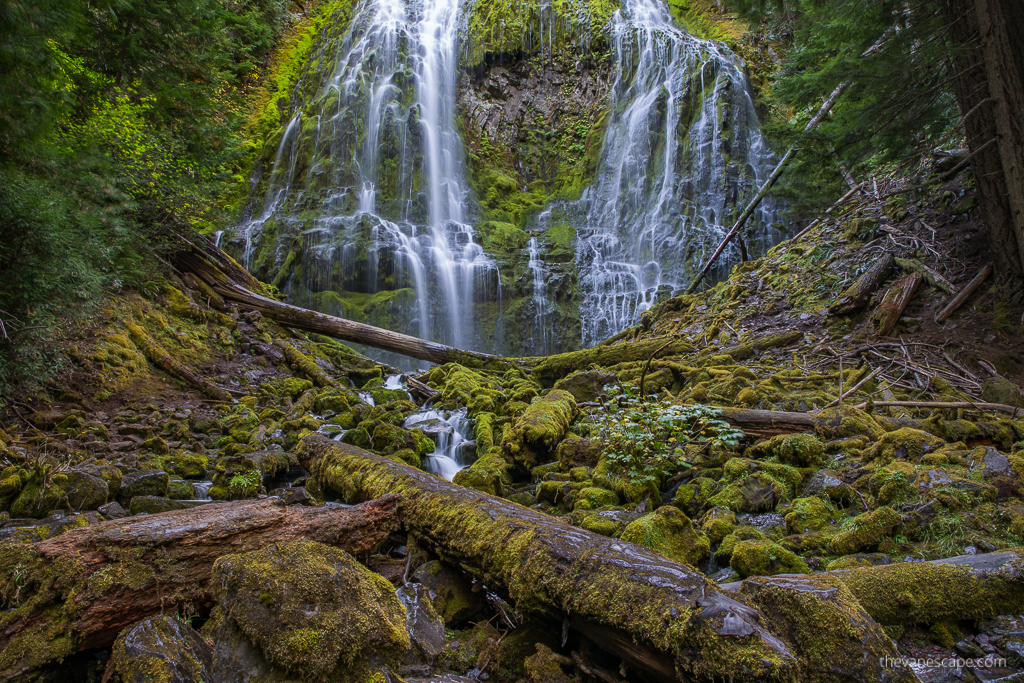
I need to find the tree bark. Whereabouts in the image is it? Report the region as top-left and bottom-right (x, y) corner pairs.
(828, 253), (896, 316)
(175, 249), (510, 369)
(944, 0), (1024, 286)
(297, 437), (921, 683)
(871, 273), (922, 336)
(935, 264), (992, 322)
(0, 496), (399, 680)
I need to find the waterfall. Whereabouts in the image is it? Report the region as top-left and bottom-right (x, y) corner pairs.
(575, 0), (782, 347)
(230, 0), (500, 357)
(526, 237), (553, 355)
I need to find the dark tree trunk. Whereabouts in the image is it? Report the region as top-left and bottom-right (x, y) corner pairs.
(944, 0), (1024, 290)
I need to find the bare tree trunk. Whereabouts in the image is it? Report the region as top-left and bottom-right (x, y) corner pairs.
(944, 0), (1024, 288)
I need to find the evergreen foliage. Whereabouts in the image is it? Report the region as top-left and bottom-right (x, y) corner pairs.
(0, 0), (290, 390)
(726, 0), (961, 209)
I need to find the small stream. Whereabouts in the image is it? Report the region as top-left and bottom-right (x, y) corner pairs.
(404, 408), (474, 481)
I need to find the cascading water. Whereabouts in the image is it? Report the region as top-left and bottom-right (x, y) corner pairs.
(404, 408), (474, 480)
(573, 0), (783, 346)
(230, 0), (500, 359)
(526, 237), (554, 355)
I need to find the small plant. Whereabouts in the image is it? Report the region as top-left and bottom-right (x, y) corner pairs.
(595, 385), (744, 489)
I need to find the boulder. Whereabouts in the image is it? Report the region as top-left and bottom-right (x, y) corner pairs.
(501, 390), (578, 467)
(830, 506), (902, 555)
(620, 506), (710, 566)
(982, 377), (1024, 407)
(60, 469), (108, 510)
(397, 584), (446, 673)
(552, 369), (617, 403)
(108, 616), (212, 683)
(210, 540), (409, 681)
(412, 560), (486, 627)
(118, 469), (170, 503)
(730, 540), (810, 578)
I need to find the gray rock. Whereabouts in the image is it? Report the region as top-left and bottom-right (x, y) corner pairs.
(118, 469), (170, 503)
(801, 469), (855, 503)
(982, 448), (1015, 479)
(552, 369), (618, 403)
(108, 615), (211, 683)
(397, 584), (447, 673)
(268, 486), (317, 506)
(99, 501), (127, 519)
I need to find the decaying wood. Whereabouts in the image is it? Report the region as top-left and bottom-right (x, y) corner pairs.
(935, 263), (993, 323)
(716, 407), (815, 437)
(296, 437), (798, 682)
(298, 437), (920, 683)
(0, 496), (399, 679)
(871, 272), (922, 336)
(854, 400), (1022, 416)
(829, 253), (896, 316)
(176, 248), (508, 369)
(721, 550), (1024, 626)
(895, 257), (954, 293)
(405, 375), (439, 401)
(125, 321), (233, 402)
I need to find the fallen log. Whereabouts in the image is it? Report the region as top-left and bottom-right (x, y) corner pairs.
(871, 272), (922, 336)
(176, 248), (509, 369)
(854, 400), (1022, 416)
(0, 495), (399, 680)
(720, 550), (1024, 626)
(935, 263), (993, 323)
(895, 257), (954, 294)
(829, 253), (896, 317)
(296, 436), (916, 683)
(716, 407), (815, 437)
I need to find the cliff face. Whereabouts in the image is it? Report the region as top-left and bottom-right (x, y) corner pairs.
(458, 49), (615, 355)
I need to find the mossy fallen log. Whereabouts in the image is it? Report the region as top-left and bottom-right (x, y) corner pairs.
(831, 550), (1024, 625)
(297, 436), (916, 683)
(526, 337), (696, 384)
(0, 496), (399, 680)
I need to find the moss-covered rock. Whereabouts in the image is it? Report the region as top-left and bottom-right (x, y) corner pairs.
(746, 434), (824, 467)
(739, 575), (917, 682)
(552, 369), (617, 403)
(573, 486), (619, 509)
(715, 526), (767, 563)
(707, 472), (788, 513)
(211, 541), (409, 681)
(813, 405), (885, 441)
(59, 470), (109, 511)
(502, 389), (578, 467)
(150, 453), (209, 480)
(620, 506), (710, 566)
(868, 428), (945, 463)
(555, 435), (603, 470)
(412, 560), (486, 627)
(671, 477), (721, 518)
(700, 507), (737, 545)
(523, 643), (576, 683)
(452, 449), (511, 496)
(730, 540), (810, 578)
(578, 513), (621, 537)
(340, 426), (372, 450)
(783, 497), (838, 535)
(108, 615), (212, 683)
(830, 506), (902, 556)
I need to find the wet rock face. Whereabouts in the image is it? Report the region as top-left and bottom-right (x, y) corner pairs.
(108, 615), (212, 683)
(397, 583), (447, 674)
(411, 561), (486, 628)
(211, 541), (410, 682)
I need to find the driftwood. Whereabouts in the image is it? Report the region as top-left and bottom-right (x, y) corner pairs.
(935, 263), (993, 323)
(0, 496), (399, 679)
(829, 253), (896, 316)
(871, 272), (922, 336)
(298, 436), (919, 683)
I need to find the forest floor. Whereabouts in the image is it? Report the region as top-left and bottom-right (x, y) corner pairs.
(2, 173), (1024, 682)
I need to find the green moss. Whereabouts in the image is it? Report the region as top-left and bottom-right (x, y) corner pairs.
(671, 477), (720, 517)
(501, 390), (578, 467)
(784, 497), (838, 535)
(578, 514), (621, 537)
(700, 508), (736, 545)
(715, 525), (766, 562)
(452, 449), (511, 496)
(747, 434), (824, 467)
(730, 540), (810, 578)
(620, 506), (710, 566)
(829, 506), (901, 556)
